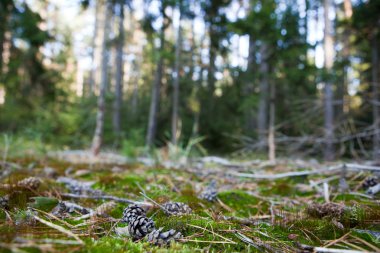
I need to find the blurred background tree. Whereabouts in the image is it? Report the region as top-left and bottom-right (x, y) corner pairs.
(0, 0), (379, 161)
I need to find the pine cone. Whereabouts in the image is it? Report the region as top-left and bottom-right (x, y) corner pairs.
(128, 216), (155, 240)
(362, 177), (378, 189)
(52, 201), (91, 217)
(95, 201), (116, 217)
(122, 204), (146, 224)
(0, 195), (9, 209)
(147, 227), (182, 246)
(162, 202), (192, 216)
(198, 181), (218, 202)
(17, 177), (41, 190)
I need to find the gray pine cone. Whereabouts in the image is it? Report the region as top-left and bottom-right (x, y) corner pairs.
(362, 177), (378, 189)
(122, 204), (146, 224)
(147, 227), (182, 246)
(198, 180), (218, 202)
(128, 215), (155, 240)
(52, 201), (91, 217)
(0, 195), (9, 209)
(95, 201), (116, 217)
(17, 177), (41, 190)
(162, 202), (192, 216)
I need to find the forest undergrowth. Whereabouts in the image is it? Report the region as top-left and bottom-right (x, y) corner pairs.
(0, 154), (379, 253)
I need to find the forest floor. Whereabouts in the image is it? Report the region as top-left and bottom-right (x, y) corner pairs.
(0, 153), (380, 253)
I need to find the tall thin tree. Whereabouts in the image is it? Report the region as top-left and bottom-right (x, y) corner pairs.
(323, 0), (335, 161)
(371, 31), (379, 161)
(91, 0), (112, 155)
(171, 1), (182, 145)
(113, 0), (125, 140)
(146, 0), (167, 147)
(257, 43), (269, 142)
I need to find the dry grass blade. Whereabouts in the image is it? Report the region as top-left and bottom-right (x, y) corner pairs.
(179, 239), (236, 244)
(349, 235), (380, 252)
(0, 243), (29, 253)
(32, 208), (74, 228)
(235, 232), (261, 250)
(323, 231), (351, 248)
(217, 198), (235, 212)
(187, 224), (236, 244)
(32, 215), (84, 245)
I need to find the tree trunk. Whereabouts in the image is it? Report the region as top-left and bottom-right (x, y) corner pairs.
(207, 47), (216, 93)
(91, 0), (105, 95)
(131, 59), (139, 115)
(341, 0), (352, 115)
(113, 2), (125, 139)
(0, 1), (13, 76)
(257, 43), (269, 142)
(88, 0), (99, 94)
(245, 34), (256, 132)
(268, 80), (276, 162)
(146, 2), (166, 147)
(91, 0), (111, 155)
(207, 23), (216, 92)
(171, 6), (182, 145)
(372, 35), (380, 161)
(323, 0), (335, 161)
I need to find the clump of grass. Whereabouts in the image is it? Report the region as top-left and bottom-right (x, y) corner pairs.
(292, 218), (346, 240)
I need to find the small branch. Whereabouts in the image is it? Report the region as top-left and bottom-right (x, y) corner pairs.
(345, 164), (380, 172)
(366, 183), (380, 195)
(297, 243), (369, 253)
(228, 163), (380, 180)
(228, 165), (343, 179)
(313, 247), (369, 253)
(60, 193), (152, 207)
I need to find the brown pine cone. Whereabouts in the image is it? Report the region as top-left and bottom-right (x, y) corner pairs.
(17, 177), (41, 190)
(0, 195), (9, 209)
(147, 227), (182, 246)
(122, 204), (146, 224)
(162, 202), (192, 216)
(198, 180), (218, 202)
(128, 215), (155, 240)
(362, 177), (378, 189)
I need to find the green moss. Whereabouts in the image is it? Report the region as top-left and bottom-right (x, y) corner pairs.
(218, 190), (262, 216)
(292, 218), (346, 240)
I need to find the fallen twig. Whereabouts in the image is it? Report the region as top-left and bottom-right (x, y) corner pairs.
(228, 165), (343, 179)
(297, 243), (372, 253)
(228, 163), (380, 179)
(60, 193), (152, 207)
(366, 183), (380, 195)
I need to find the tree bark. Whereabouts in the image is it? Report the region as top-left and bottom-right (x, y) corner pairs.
(245, 34), (256, 132)
(88, 1), (101, 95)
(268, 80), (276, 162)
(257, 43), (269, 142)
(113, 2), (125, 139)
(341, 0), (352, 115)
(146, 2), (167, 147)
(323, 0), (335, 161)
(91, 0), (111, 155)
(171, 5), (182, 145)
(207, 22), (216, 92)
(0, 1), (13, 76)
(372, 35), (380, 161)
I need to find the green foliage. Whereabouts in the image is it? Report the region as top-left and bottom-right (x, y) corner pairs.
(28, 197), (59, 212)
(122, 129), (146, 158)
